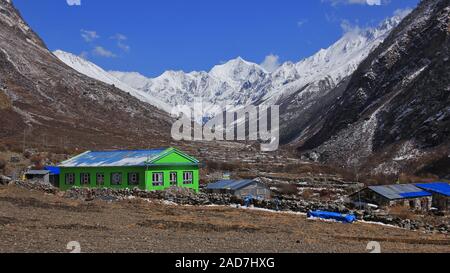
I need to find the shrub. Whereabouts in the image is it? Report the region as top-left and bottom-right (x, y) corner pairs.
(279, 184), (298, 195)
(301, 189), (314, 199)
(0, 159), (6, 174)
(23, 150), (32, 159)
(319, 189), (332, 199)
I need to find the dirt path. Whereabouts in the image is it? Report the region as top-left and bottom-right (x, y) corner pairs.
(0, 186), (448, 253)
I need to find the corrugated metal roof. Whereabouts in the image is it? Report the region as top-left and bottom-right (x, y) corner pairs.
(416, 183), (450, 197)
(368, 184), (432, 200)
(59, 149), (168, 167)
(206, 180), (256, 191)
(26, 170), (50, 175)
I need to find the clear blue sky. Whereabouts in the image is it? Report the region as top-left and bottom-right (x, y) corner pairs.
(14, 0), (419, 77)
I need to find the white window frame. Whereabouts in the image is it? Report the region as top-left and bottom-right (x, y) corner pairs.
(111, 173), (122, 186)
(96, 173), (105, 186)
(170, 172), (178, 186)
(152, 172), (164, 187)
(80, 173), (90, 185)
(183, 171), (193, 185)
(66, 173), (75, 185)
(128, 172), (139, 186)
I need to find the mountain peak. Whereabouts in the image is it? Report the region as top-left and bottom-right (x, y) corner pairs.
(211, 56), (259, 71)
(209, 57), (266, 87)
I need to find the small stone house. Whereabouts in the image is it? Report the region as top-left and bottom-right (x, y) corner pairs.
(24, 170), (51, 184)
(206, 180), (271, 200)
(350, 184), (433, 211)
(416, 183), (450, 211)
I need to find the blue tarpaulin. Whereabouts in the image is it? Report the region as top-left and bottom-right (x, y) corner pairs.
(44, 166), (60, 175)
(307, 211), (357, 224)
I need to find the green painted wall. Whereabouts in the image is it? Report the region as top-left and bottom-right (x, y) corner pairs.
(59, 165), (199, 192)
(152, 151), (197, 165)
(59, 166), (147, 191)
(59, 149), (200, 192)
(145, 165), (199, 192)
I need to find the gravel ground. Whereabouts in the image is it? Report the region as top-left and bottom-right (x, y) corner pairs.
(0, 185), (449, 253)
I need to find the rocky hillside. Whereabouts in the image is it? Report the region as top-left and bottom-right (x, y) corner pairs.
(297, 0), (450, 175)
(0, 0), (173, 150)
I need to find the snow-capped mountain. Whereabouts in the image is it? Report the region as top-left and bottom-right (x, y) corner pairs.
(260, 15), (406, 105)
(110, 57), (269, 117)
(54, 50), (171, 112)
(54, 12), (407, 124)
(108, 14), (406, 118)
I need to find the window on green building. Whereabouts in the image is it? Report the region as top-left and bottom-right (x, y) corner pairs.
(96, 173), (105, 186)
(152, 172), (164, 186)
(111, 173), (122, 185)
(170, 172), (177, 186)
(65, 173), (75, 185)
(128, 172), (139, 186)
(183, 172), (193, 185)
(80, 173), (90, 185)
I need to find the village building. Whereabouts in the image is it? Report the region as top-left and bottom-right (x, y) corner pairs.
(58, 148), (200, 192)
(44, 166), (60, 187)
(416, 183), (450, 212)
(349, 184), (432, 211)
(206, 180), (271, 200)
(24, 170), (51, 184)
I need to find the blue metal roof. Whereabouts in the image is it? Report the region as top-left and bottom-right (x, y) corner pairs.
(416, 183), (450, 197)
(368, 184), (432, 200)
(206, 180), (256, 191)
(59, 149), (168, 167)
(399, 191), (432, 198)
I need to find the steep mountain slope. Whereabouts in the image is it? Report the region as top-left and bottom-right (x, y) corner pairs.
(0, 0), (173, 150)
(297, 0), (450, 174)
(276, 16), (405, 143)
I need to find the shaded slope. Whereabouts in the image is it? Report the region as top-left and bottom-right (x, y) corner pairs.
(0, 0), (173, 150)
(297, 0), (450, 173)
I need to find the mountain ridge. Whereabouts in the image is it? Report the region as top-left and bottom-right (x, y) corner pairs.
(297, 0), (450, 175)
(57, 12), (406, 123)
(0, 0), (174, 150)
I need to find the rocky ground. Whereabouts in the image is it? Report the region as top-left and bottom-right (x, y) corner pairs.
(0, 183), (449, 253)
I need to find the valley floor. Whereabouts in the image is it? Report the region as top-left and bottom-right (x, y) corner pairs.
(0, 186), (449, 253)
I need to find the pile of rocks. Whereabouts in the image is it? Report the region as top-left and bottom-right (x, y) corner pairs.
(63, 186), (350, 214)
(252, 198), (350, 214)
(9, 181), (449, 234)
(358, 211), (449, 234)
(63, 187), (239, 206)
(9, 179), (58, 195)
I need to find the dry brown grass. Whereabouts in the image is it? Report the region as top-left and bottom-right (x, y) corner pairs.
(1, 185), (449, 253)
(388, 205), (417, 220)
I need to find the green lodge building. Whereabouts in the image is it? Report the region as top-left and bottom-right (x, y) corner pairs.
(58, 148), (200, 192)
